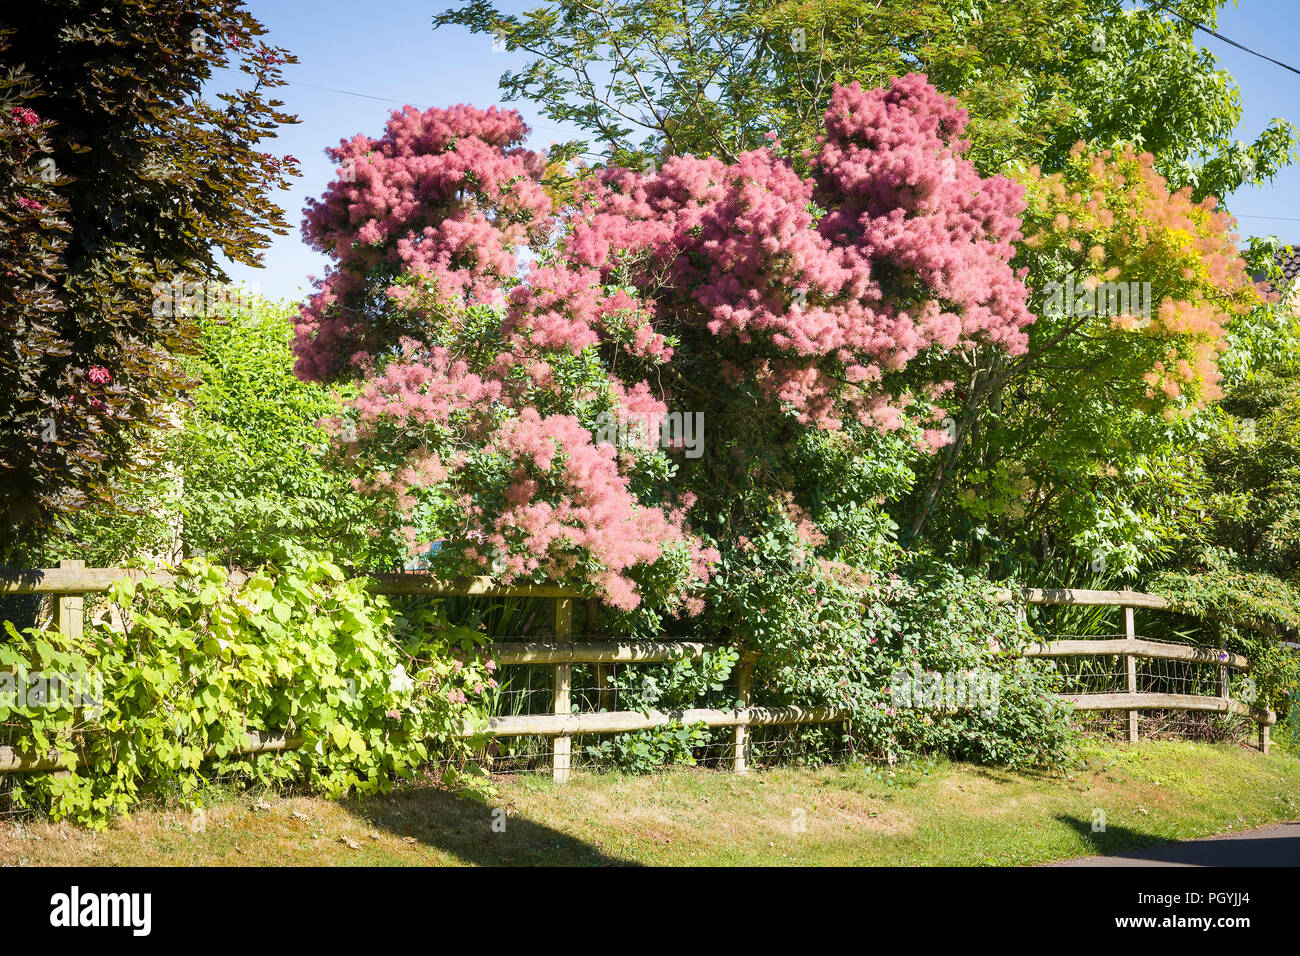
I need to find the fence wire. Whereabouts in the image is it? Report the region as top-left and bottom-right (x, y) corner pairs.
(1043, 631), (1257, 745)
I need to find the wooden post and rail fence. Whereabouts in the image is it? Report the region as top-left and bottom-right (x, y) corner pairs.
(0, 564), (1278, 781)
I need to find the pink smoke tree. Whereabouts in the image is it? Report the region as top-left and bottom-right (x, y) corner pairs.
(294, 74), (1034, 617)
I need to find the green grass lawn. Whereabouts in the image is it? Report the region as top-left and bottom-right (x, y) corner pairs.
(2, 740), (1297, 866)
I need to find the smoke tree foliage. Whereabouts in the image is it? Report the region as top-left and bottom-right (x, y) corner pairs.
(0, 2), (299, 561)
(293, 75), (1031, 616)
(437, 0), (1292, 570)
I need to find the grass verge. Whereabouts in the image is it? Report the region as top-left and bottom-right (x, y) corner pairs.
(2, 740), (1297, 866)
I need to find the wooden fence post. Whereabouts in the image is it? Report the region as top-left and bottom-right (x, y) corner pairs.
(587, 599), (615, 713)
(733, 652), (756, 774)
(51, 559), (84, 639)
(49, 560), (84, 780)
(552, 596), (573, 783)
(1123, 601), (1138, 743)
(1260, 722), (1271, 755)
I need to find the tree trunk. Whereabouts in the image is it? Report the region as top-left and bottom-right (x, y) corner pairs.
(907, 358), (1008, 544)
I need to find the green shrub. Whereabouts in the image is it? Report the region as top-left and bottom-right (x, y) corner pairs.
(883, 561), (1078, 769)
(0, 545), (494, 827)
(704, 516), (1077, 771)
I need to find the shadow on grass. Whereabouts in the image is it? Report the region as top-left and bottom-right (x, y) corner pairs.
(340, 779), (638, 866)
(1052, 813), (1300, 865)
(1053, 812), (1176, 858)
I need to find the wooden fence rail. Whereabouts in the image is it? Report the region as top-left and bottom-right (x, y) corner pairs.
(0, 567), (1278, 780)
(996, 586), (1275, 751)
(0, 565), (576, 598)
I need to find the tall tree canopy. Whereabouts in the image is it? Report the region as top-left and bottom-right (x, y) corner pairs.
(435, 0), (1295, 198)
(0, 1), (298, 559)
(911, 144), (1259, 564)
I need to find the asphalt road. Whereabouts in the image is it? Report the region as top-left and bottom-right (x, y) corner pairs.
(1056, 822), (1300, 866)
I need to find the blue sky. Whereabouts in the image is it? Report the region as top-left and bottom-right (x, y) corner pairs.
(219, 0), (1300, 303)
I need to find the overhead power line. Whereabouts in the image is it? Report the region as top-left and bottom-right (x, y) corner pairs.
(1151, 1), (1300, 77)
(212, 66), (598, 153)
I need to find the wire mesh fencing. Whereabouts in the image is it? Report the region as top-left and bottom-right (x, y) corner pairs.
(1039, 631), (1259, 745)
